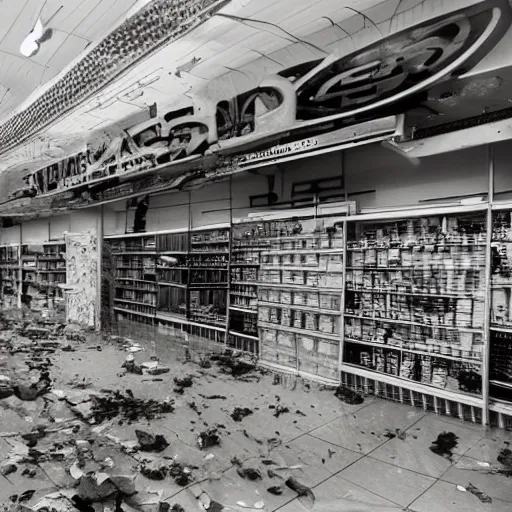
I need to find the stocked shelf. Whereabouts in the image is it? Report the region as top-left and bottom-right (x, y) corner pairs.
(343, 212), (486, 397)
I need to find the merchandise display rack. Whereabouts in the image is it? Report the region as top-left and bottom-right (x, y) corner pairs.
(0, 241), (67, 315)
(0, 244), (21, 309)
(256, 212), (345, 381)
(107, 226), (231, 341)
(342, 210), (487, 400)
(103, 201), (512, 428)
(489, 201), (512, 424)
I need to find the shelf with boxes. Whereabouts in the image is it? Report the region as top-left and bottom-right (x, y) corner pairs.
(342, 212), (487, 398)
(110, 234), (158, 319)
(0, 244), (20, 309)
(228, 220), (270, 351)
(256, 214), (345, 381)
(489, 208), (512, 405)
(19, 242), (67, 316)
(188, 228), (229, 329)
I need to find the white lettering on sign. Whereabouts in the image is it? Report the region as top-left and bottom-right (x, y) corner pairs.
(241, 138), (318, 163)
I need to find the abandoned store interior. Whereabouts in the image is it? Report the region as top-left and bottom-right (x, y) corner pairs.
(0, 0), (512, 510)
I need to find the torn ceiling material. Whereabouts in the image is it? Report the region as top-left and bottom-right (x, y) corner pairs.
(0, 0), (230, 156)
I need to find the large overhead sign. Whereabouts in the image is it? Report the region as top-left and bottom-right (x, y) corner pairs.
(3, 0), (510, 214)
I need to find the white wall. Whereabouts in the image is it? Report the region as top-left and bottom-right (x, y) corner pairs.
(79, 139), (507, 238)
(345, 143), (489, 209)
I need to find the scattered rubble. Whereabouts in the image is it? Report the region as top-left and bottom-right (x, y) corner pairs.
(89, 390), (175, 424)
(430, 432), (459, 459)
(498, 448), (512, 470)
(135, 430), (169, 452)
(286, 476), (315, 507)
(467, 483), (493, 503)
(334, 384), (364, 405)
(237, 467), (262, 481)
(197, 429), (221, 450)
(174, 375), (193, 388)
(209, 351), (256, 378)
(231, 407), (253, 422)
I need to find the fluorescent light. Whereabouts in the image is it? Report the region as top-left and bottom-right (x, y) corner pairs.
(20, 18), (44, 57)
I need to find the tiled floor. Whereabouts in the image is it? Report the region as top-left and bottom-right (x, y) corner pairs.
(271, 399), (512, 511)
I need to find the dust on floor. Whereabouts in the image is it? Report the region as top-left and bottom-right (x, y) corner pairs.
(0, 317), (511, 512)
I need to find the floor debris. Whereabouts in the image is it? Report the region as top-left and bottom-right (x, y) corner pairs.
(467, 483), (493, 503)
(430, 432), (459, 459)
(334, 384), (364, 405)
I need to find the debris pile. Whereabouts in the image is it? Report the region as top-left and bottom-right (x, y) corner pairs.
(430, 432), (459, 460)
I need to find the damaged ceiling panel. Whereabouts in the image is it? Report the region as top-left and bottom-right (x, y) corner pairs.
(0, 0), (511, 211)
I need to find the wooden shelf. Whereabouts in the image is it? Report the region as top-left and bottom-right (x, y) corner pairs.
(114, 307), (154, 319)
(490, 325), (512, 334)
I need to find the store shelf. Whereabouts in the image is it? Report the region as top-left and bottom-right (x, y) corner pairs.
(344, 337), (482, 364)
(114, 307), (154, 319)
(346, 287), (484, 300)
(260, 249), (344, 256)
(490, 380), (512, 390)
(490, 325), (512, 334)
(341, 363), (483, 407)
(344, 313), (482, 332)
(260, 265), (344, 273)
(230, 306), (257, 314)
(229, 330), (258, 340)
(258, 282), (342, 293)
(258, 301), (340, 316)
(258, 321), (340, 341)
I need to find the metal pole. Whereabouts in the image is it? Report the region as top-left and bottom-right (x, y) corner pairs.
(482, 144), (494, 426)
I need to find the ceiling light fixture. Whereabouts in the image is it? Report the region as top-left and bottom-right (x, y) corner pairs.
(20, 6), (62, 58)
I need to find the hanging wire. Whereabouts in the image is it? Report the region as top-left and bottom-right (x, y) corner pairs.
(214, 12), (328, 55)
(344, 6), (383, 37)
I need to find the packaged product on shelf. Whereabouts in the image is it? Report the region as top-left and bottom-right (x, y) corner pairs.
(281, 290), (292, 304)
(307, 292), (319, 307)
(491, 289), (509, 324)
(281, 308), (291, 327)
(291, 309), (301, 328)
(259, 288), (269, 302)
(282, 254), (293, 266)
(305, 312), (317, 331)
(360, 351), (372, 367)
(400, 353), (415, 379)
(319, 315), (335, 334)
(386, 352), (399, 376)
(294, 292), (305, 305)
(431, 364), (448, 388)
(320, 272), (342, 288)
(320, 293), (341, 311)
(259, 307), (270, 322)
(305, 254), (317, 266)
(351, 251), (364, 267)
(271, 255), (280, 266)
(421, 357), (432, 384)
(306, 271), (319, 286)
(364, 248), (377, 266)
(269, 289), (279, 302)
(374, 349), (385, 373)
(459, 331), (474, 356)
(269, 307), (279, 324)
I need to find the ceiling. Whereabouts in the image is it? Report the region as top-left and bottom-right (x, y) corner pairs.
(1, 0), (512, 203)
(0, 0), (147, 121)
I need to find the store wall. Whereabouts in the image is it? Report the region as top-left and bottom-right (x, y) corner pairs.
(97, 138), (511, 238)
(344, 143), (489, 209)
